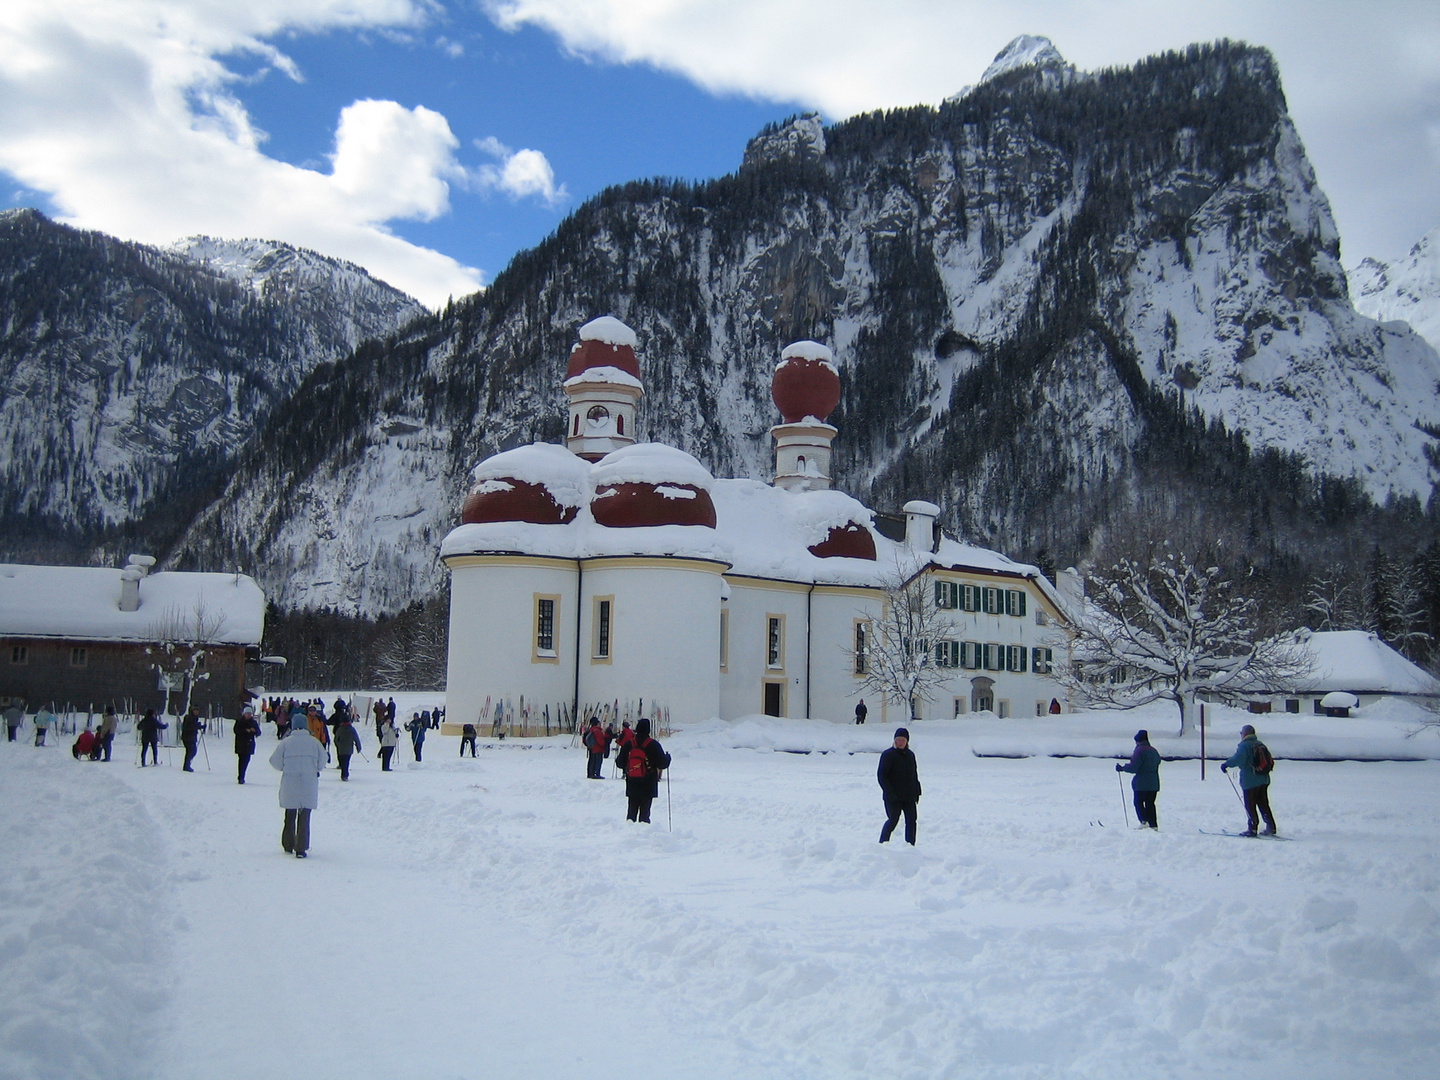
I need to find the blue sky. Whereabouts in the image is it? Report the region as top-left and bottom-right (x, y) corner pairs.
(1, 2), (1437, 306)
(226, 15), (794, 283)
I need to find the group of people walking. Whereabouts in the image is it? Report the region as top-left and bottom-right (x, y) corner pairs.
(581, 716), (672, 822)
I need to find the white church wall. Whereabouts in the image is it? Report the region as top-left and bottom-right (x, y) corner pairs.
(576, 557), (725, 726)
(721, 576), (811, 718)
(809, 585), (884, 723)
(445, 555), (578, 729)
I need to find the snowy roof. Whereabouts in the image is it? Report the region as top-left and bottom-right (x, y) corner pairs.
(578, 316), (637, 348)
(563, 365), (643, 391)
(1298, 630), (1439, 695)
(0, 564), (266, 644)
(779, 341), (836, 368)
(469, 442), (591, 508)
(442, 443), (1065, 604)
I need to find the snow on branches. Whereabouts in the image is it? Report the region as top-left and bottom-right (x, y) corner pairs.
(850, 567), (955, 722)
(1057, 548), (1310, 735)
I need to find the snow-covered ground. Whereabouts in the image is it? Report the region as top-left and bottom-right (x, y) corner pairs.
(3, 701), (1439, 1080)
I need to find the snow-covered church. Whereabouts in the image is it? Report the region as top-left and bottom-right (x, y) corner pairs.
(441, 317), (1069, 730)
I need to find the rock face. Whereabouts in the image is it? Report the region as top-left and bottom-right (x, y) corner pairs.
(0, 211), (424, 559)
(22, 40), (1440, 616)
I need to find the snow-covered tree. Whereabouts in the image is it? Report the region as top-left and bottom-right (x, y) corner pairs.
(147, 597), (229, 717)
(1304, 569), (1359, 631)
(1056, 548), (1311, 735)
(850, 569), (954, 721)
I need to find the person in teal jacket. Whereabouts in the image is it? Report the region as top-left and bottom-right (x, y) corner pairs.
(1222, 724), (1277, 836)
(1116, 729), (1161, 828)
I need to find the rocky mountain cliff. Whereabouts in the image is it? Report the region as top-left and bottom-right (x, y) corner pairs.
(160, 38), (1440, 618)
(0, 211), (424, 560)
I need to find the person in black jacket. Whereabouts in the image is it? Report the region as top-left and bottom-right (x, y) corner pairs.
(180, 708), (201, 772)
(621, 717), (670, 823)
(333, 717), (362, 781)
(234, 708), (261, 784)
(138, 709), (166, 766)
(877, 727), (921, 845)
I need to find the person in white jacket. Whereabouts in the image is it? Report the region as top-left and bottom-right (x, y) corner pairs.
(269, 724), (326, 858)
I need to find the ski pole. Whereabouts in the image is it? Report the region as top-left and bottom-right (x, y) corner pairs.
(1117, 767), (1130, 828)
(1227, 770), (1245, 806)
(200, 731), (211, 771)
(666, 768), (673, 833)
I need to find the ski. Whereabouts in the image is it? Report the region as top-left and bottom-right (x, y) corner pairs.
(1198, 829), (1294, 840)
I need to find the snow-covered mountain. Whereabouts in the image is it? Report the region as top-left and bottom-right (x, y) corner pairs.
(0, 212), (424, 559)
(1349, 226), (1440, 356)
(166, 38), (1440, 616)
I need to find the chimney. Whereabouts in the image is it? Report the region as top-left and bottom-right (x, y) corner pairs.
(903, 500), (940, 552)
(119, 554), (155, 613)
(1057, 567), (1085, 611)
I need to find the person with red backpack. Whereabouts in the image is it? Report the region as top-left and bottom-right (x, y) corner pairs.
(621, 717), (669, 823)
(582, 717), (609, 779)
(1222, 724), (1277, 836)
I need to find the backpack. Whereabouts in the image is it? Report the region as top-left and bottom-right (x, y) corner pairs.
(1252, 741), (1275, 775)
(626, 740), (653, 779)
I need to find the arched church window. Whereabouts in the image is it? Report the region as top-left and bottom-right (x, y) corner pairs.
(616, 414), (624, 435)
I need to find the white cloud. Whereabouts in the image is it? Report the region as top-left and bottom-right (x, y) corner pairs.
(474, 136), (568, 207)
(0, 1), (482, 307)
(484, 0), (1440, 264)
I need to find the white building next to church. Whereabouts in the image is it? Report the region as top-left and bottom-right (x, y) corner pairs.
(440, 316), (1070, 732)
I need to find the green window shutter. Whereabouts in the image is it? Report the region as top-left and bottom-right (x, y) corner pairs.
(1018, 591), (1027, 617)
(934, 582), (944, 607)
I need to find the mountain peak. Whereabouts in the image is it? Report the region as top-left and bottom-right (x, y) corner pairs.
(980, 35), (1068, 83)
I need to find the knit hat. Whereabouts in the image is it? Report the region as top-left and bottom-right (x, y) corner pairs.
(636, 717), (651, 737)
(894, 727), (910, 741)
(1134, 729), (1148, 743)
(1240, 724), (1256, 736)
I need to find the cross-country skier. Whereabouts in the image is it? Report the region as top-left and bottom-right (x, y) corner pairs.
(1222, 724), (1278, 836)
(180, 708), (201, 772)
(621, 718), (669, 823)
(378, 717), (399, 771)
(1116, 729), (1161, 828)
(138, 709), (165, 766)
(406, 713), (426, 762)
(234, 707), (261, 784)
(333, 715), (362, 781)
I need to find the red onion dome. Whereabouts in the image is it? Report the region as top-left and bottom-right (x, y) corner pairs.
(459, 444), (589, 526)
(567, 316), (641, 380)
(772, 340), (840, 423)
(807, 523), (877, 560)
(463, 480), (578, 525)
(590, 444), (717, 529)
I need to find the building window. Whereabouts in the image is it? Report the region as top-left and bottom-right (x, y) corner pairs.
(10, 645), (27, 665)
(954, 697), (967, 716)
(70, 646), (87, 668)
(997, 699), (1010, 719)
(763, 679), (785, 717)
(934, 581), (960, 609)
(1006, 644), (1027, 672)
(1005, 589), (1027, 617)
(854, 620), (869, 674)
(1036, 701), (1047, 717)
(720, 608), (730, 671)
(592, 597), (613, 660)
(982, 587), (1002, 615)
(1031, 647), (1054, 675)
(935, 640), (961, 668)
(766, 615), (784, 670)
(1285, 698), (1300, 713)
(616, 414), (624, 435)
(962, 584), (979, 612)
(982, 643), (1003, 671)
(961, 641), (982, 670)
(533, 595), (559, 661)
(572, 414), (580, 436)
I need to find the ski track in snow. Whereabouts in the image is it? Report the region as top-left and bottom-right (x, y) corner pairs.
(2, 714), (1439, 1080)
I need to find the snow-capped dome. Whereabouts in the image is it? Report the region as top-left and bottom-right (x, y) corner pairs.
(590, 443), (717, 529)
(567, 316), (641, 380)
(773, 341), (841, 424)
(787, 489), (877, 560)
(461, 443), (590, 526)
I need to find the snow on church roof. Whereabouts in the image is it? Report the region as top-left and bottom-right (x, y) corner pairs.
(578, 316), (637, 348)
(442, 443), (1065, 603)
(0, 564), (265, 644)
(1298, 630), (1440, 695)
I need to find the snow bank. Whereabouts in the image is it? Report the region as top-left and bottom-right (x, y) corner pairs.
(0, 753), (173, 1080)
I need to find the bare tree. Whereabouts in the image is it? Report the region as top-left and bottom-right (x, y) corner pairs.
(1056, 547), (1311, 736)
(147, 596), (229, 717)
(850, 568), (954, 722)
